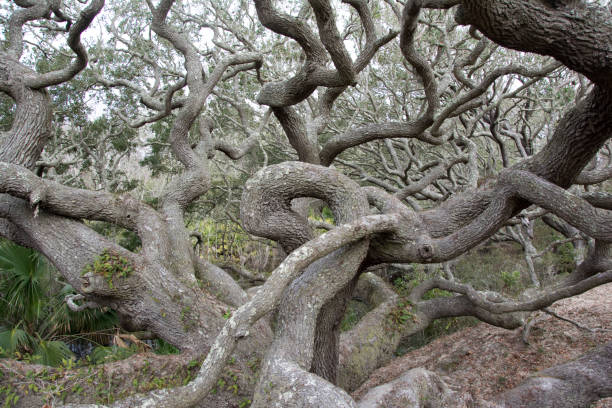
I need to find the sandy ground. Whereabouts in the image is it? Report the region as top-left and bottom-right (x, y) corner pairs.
(353, 283), (612, 406)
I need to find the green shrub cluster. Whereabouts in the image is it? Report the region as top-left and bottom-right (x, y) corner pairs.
(81, 249), (133, 289)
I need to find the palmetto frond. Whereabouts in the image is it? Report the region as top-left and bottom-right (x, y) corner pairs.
(31, 338), (74, 366)
(0, 241), (50, 325)
(0, 325), (34, 356)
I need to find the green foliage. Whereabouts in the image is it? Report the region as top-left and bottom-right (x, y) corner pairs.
(391, 269), (477, 353)
(81, 249), (134, 289)
(31, 339), (74, 367)
(320, 207), (335, 225)
(501, 270), (521, 290)
(392, 274), (417, 297)
(152, 339), (180, 355)
(192, 218), (266, 266)
(31, 45), (140, 193)
(0, 241), (49, 323)
(0, 384), (20, 408)
(555, 85), (576, 104)
(340, 307), (359, 332)
(0, 241), (118, 366)
(88, 221), (142, 252)
(388, 300), (417, 329)
(89, 345), (137, 364)
(0, 93), (14, 132)
(0, 327), (32, 357)
(455, 243), (527, 293)
(340, 300), (371, 332)
(554, 242), (576, 275)
(399, 316), (479, 356)
(44, 284), (118, 344)
(140, 117), (175, 176)
(532, 220), (579, 282)
(422, 288), (452, 300)
(392, 272), (453, 300)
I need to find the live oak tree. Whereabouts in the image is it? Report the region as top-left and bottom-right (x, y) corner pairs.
(1, 0), (612, 407)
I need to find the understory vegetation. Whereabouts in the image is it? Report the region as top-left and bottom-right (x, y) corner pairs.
(0, 211), (589, 406)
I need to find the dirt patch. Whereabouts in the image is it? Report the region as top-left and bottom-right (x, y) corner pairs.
(353, 283), (612, 406)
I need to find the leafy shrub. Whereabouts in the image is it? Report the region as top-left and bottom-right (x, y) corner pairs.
(153, 339), (180, 355)
(90, 345), (137, 364)
(501, 270), (521, 291)
(554, 242), (576, 275)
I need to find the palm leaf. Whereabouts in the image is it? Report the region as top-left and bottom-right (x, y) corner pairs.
(0, 326), (34, 356)
(32, 339), (73, 366)
(42, 284), (118, 343)
(0, 241), (50, 324)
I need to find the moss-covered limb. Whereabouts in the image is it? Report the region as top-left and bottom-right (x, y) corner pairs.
(353, 272), (397, 307)
(339, 268), (527, 393)
(338, 297), (430, 392)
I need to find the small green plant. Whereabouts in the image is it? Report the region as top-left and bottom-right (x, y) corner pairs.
(89, 345), (137, 364)
(153, 339), (180, 355)
(181, 306), (191, 317)
(0, 385), (19, 408)
(422, 288), (452, 300)
(501, 270), (521, 290)
(340, 300), (370, 332)
(555, 242), (576, 275)
(388, 300), (417, 329)
(247, 357), (260, 373)
(82, 249), (133, 289)
(393, 275), (416, 297)
(340, 308), (359, 332)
